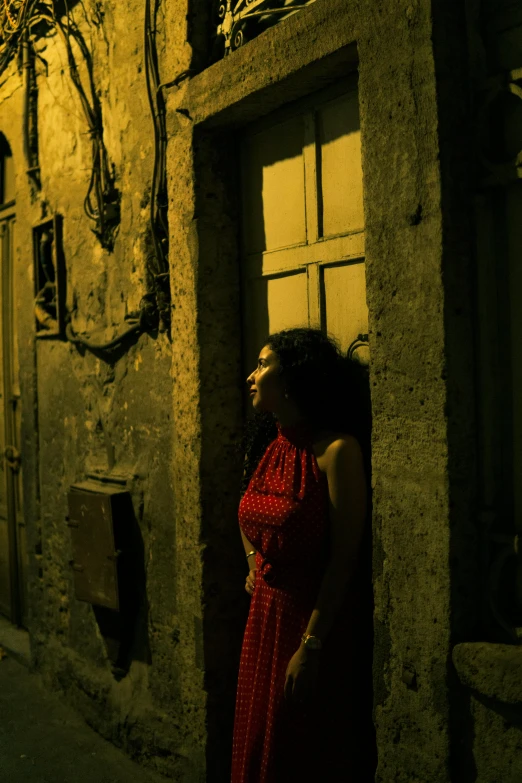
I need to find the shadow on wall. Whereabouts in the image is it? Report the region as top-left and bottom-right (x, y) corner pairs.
(97, 493), (151, 680)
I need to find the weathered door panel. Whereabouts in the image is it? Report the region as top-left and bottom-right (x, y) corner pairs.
(318, 91), (364, 237)
(0, 222), (9, 618)
(243, 271), (309, 367)
(241, 116), (306, 255)
(323, 261), (368, 354)
(0, 503), (9, 616)
(0, 216), (26, 625)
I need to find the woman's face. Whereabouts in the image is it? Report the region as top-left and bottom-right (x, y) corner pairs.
(246, 345), (285, 413)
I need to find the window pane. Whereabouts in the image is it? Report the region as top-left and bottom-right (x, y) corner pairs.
(323, 261), (368, 354)
(241, 117), (306, 254)
(267, 272), (308, 333)
(318, 92), (364, 237)
(243, 271), (308, 368)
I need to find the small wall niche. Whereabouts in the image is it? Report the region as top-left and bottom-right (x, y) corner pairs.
(33, 215), (66, 338)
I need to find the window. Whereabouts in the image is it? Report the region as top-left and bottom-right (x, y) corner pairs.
(240, 77), (368, 372)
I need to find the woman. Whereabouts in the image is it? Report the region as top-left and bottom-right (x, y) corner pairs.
(231, 328), (376, 783)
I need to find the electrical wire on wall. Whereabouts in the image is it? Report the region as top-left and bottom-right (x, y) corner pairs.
(1, 0), (121, 250)
(0, 0), (32, 69)
(144, 0), (170, 333)
(2, 1), (40, 192)
(1, 1), (135, 355)
(21, 26), (40, 195)
(44, 3), (121, 250)
(3, 0), (182, 353)
(65, 0), (175, 346)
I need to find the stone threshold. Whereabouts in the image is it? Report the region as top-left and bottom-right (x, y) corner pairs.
(453, 641), (522, 704)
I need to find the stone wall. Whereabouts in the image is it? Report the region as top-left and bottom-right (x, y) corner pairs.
(0, 0), (508, 781)
(0, 1), (198, 778)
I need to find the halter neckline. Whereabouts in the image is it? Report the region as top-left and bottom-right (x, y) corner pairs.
(276, 419), (316, 447)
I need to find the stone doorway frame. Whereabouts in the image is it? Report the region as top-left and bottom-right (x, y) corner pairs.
(165, 1), (477, 780)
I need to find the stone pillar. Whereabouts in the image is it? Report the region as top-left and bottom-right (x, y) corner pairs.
(359, 1), (477, 780)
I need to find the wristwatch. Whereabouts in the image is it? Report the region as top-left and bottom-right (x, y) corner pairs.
(301, 633), (322, 651)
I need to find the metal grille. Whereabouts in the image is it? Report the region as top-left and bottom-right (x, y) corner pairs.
(212, 0), (316, 59)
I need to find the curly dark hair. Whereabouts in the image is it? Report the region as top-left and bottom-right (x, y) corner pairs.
(240, 328), (371, 494)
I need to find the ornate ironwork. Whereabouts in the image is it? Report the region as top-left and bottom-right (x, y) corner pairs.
(213, 0), (316, 59)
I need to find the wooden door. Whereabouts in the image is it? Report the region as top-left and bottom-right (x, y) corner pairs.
(240, 78), (368, 376)
(0, 139), (26, 626)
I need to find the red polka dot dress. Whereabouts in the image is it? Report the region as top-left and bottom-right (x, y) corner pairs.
(231, 421), (376, 783)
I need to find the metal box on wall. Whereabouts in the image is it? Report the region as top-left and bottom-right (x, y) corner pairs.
(67, 481), (131, 610)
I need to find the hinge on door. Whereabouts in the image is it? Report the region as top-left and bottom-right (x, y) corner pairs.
(4, 445), (21, 473)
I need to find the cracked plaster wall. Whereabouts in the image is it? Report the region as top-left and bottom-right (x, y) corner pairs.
(0, 1), (202, 779)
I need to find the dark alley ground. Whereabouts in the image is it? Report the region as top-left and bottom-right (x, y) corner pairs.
(0, 624), (167, 783)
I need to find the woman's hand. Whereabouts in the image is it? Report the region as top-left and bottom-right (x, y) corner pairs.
(245, 568), (257, 596)
(284, 645), (321, 704)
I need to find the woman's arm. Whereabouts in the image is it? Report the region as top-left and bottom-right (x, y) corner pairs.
(303, 434), (367, 641)
(284, 435), (367, 701)
(240, 458), (258, 590)
(240, 527), (257, 559)
(240, 527), (258, 596)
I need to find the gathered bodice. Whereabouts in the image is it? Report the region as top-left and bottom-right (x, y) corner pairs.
(238, 421), (330, 590)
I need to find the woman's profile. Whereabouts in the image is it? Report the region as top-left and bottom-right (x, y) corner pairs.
(231, 328), (376, 782)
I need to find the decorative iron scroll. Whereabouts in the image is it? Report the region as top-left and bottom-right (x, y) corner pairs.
(212, 0), (316, 59)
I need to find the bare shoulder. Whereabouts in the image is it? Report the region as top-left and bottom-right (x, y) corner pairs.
(313, 431), (362, 474)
